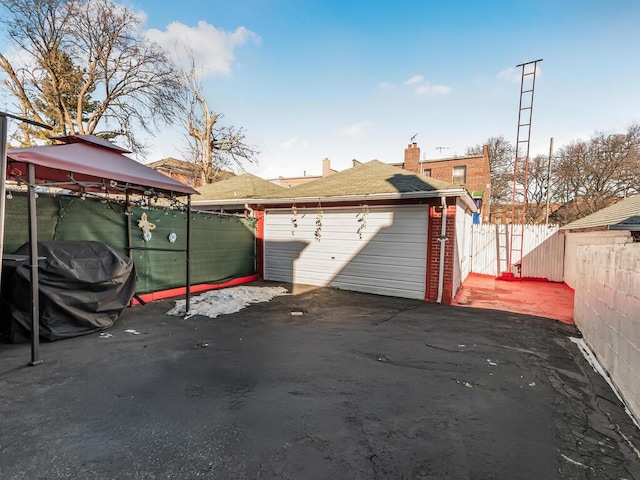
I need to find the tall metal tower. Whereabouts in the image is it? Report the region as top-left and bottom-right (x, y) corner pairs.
(508, 58), (543, 277)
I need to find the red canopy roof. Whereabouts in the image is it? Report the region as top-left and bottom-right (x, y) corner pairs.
(7, 137), (198, 196)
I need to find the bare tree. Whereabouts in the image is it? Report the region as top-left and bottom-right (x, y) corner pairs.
(551, 124), (640, 224)
(522, 154), (551, 223)
(181, 54), (257, 184)
(466, 136), (514, 205)
(0, 0), (182, 150)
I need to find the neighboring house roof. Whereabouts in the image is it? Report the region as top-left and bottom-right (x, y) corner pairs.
(193, 161), (476, 210)
(261, 160), (458, 198)
(560, 195), (640, 231)
(146, 158), (235, 184)
(389, 153), (485, 168)
(195, 173), (287, 201)
(259, 160), (476, 210)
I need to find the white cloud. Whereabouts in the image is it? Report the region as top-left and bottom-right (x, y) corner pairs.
(379, 75), (450, 95)
(497, 67), (521, 83)
(398, 74), (451, 95)
(340, 121), (373, 137)
(145, 21), (260, 77)
(281, 136), (309, 149)
(404, 74), (424, 85)
(415, 83), (452, 95)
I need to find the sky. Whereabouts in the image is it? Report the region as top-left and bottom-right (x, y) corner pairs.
(5, 0), (640, 179)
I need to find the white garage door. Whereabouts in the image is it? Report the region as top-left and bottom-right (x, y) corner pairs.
(264, 206), (428, 299)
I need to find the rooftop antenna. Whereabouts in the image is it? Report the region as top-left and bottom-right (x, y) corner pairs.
(435, 146), (449, 154)
(410, 133), (418, 143)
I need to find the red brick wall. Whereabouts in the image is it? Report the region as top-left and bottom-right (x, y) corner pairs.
(422, 154), (491, 222)
(426, 201), (457, 303)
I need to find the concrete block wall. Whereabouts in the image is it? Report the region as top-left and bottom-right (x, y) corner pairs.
(564, 230), (633, 288)
(574, 242), (640, 422)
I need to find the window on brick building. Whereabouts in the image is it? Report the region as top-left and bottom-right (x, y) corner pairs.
(452, 166), (467, 185)
(422, 168), (432, 177)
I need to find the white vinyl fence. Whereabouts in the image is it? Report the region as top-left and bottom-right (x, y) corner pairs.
(469, 224), (564, 281)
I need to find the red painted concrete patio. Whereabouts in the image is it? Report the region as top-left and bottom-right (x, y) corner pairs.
(453, 273), (575, 324)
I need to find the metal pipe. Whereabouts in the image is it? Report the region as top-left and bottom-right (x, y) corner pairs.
(0, 115), (8, 292)
(126, 192), (133, 258)
(436, 196), (448, 304)
(27, 162), (42, 366)
(185, 195), (192, 313)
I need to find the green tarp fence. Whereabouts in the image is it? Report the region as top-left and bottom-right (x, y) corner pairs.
(3, 193), (256, 294)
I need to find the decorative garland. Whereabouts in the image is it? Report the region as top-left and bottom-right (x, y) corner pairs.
(314, 202), (323, 241)
(291, 203), (298, 236)
(356, 203), (369, 239)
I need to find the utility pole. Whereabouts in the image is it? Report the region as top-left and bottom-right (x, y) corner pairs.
(545, 137), (554, 225)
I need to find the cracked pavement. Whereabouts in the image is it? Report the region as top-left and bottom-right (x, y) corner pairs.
(1, 283), (639, 479)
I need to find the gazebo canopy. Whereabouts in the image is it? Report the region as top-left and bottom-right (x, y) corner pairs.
(6, 135), (198, 197)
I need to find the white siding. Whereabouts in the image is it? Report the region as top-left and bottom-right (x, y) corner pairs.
(264, 206), (428, 299)
(453, 200), (472, 296)
(469, 224), (562, 280)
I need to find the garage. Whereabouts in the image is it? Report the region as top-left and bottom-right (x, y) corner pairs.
(264, 205), (428, 299)
(193, 160), (477, 304)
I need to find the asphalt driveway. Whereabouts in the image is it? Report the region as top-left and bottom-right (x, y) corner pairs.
(1, 283), (639, 479)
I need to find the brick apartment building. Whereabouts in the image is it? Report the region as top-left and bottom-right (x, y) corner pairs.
(396, 142), (491, 223)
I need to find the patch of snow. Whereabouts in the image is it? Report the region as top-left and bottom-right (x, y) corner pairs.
(167, 286), (289, 319)
(560, 453), (588, 468)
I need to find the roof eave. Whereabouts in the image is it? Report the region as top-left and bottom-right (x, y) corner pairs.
(192, 189), (477, 212)
(608, 224), (640, 231)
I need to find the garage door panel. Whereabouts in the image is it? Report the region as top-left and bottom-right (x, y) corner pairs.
(267, 241), (425, 258)
(264, 206), (427, 299)
(285, 254), (421, 268)
(329, 280), (425, 299)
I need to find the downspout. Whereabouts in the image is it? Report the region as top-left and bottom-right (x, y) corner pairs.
(436, 196), (448, 304)
(244, 203), (254, 217)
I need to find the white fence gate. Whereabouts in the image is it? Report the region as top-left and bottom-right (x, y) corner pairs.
(469, 224), (564, 281)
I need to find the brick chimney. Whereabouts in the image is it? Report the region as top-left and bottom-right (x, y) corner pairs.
(322, 158), (331, 177)
(404, 142), (421, 173)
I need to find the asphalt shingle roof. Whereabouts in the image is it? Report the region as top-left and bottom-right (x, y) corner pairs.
(196, 173), (286, 200)
(561, 194), (640, 230)
(146, 158), (235, 181)
(260, 160), (462, 199)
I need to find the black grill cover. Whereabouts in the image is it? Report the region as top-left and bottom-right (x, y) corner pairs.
(6, 241), (137, 342)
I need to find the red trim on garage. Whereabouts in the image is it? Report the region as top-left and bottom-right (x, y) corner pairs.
(133, 274), (260, 303)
